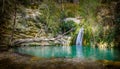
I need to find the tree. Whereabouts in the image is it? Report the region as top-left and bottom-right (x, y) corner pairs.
(9, 0), (17, 46)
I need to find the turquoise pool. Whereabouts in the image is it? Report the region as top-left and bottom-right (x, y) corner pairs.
(15, 46), (120, 61)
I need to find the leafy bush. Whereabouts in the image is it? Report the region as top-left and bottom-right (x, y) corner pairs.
(60, 20), (77, 34)
(38, 1), (61, 35)
(78, 0), (116, 47)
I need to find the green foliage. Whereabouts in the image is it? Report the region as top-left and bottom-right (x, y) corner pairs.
(0, 0), (16, 24)
(62, 3), (79, 17)
(0, 0), (18, 45)
(60, 20), (77, 34)
(1, 0), (119, 47)
(39, 1), (61, 35)
(39, 2), (79, 35)
(79, 0), (100, 19)
(79, 0), (117, 47)
(15, 0), (80, 38)
(78, 0), (100, 46)
(70, 26), (81, 45)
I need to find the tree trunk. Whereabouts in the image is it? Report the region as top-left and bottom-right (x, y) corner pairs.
(9, 0), (17, 46)
(12, 28), (75, 46)
(12, 38), (55, 46)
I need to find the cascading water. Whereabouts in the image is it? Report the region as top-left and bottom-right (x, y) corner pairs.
(76, 27), (84, 46)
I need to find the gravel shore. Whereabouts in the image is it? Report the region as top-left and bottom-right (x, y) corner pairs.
(0, 51), (120, 69)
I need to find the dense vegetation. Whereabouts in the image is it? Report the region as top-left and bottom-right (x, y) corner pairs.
(0, 0), (120, 48)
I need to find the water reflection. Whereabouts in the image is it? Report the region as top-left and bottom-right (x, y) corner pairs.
(15, 46), (120, 61)
(76, 46), (83, 58)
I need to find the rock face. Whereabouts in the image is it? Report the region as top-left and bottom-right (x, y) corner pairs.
(64, 17), (81, 24)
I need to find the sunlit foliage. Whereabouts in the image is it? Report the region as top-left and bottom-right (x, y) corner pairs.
(79, 0), (118, 47)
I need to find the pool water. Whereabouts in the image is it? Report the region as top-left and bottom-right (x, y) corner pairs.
(15, 46), (120, 61)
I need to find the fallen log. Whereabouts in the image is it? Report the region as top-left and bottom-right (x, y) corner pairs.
(12, 38), (55, 46)
(12, 28), (75, 46)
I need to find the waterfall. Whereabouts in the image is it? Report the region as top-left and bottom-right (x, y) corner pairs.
(76, 27), (84, 46)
